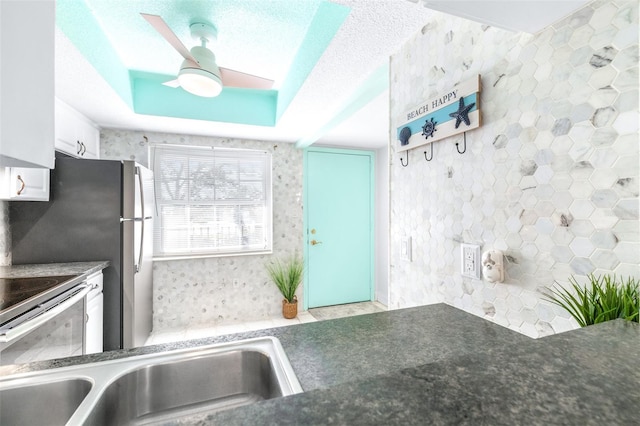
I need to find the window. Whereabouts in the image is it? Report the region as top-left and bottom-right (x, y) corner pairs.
(152, 144), (272, 258)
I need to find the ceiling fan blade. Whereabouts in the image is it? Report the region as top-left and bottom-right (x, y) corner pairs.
(162, 79), (181, 88)
(141, 13), (199, 67)
(220, 68), (274, 90)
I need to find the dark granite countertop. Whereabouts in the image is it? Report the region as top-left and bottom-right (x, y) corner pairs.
(0, 261), (109, 279)
(1, 304), (638, 424)
(209, 319), (639, 425)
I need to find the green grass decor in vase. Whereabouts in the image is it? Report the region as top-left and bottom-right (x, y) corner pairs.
(544, 274), (639, 327)
(266, 254), (304, 319)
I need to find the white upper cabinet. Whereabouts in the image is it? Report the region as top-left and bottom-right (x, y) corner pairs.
(0, 1), (55, 169)
(55, 99), (101, 159)
(0, 167), (50, 201)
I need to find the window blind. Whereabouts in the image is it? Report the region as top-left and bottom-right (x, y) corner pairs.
(152, 144), (272, 258)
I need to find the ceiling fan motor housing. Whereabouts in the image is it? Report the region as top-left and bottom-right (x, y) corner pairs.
(190, 22), (217, 44)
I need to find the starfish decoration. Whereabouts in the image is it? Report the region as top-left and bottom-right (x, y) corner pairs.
(449, 97), (476, 129)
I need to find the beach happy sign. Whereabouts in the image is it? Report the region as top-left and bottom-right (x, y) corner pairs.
(397, 75), (482, 152)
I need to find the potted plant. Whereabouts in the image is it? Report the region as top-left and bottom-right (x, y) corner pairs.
(543, 274), (639, 327)
(266, 254), (304, 319)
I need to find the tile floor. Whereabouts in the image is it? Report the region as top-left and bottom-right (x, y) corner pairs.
(145, 301), (387, 346)
(308, 301), (386, 321)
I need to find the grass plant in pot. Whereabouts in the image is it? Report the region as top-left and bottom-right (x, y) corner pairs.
(266, 254), (304, 319)
(543, 274), (639, 327)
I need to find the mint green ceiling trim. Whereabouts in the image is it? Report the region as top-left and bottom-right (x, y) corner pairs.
(56, 0), (349, 128)
(295, 62), (389, 149)
(131, 71), (277, 126)
(57, 0), (133, 109)
(275, 1), (351, 121)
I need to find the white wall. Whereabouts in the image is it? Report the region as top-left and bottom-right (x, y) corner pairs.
(389, 1), (639, 337)
(375, 146), (390, 305)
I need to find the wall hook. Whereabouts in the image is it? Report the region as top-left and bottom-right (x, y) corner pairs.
(400, 151), (409, 167)
(424, 144), (433, 161)
(455, 132), (467, 154)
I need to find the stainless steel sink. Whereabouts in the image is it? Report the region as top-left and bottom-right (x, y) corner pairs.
(85, 349), (290, 424)
(0, 378), (92, 425)
(0, 337), (302, 425)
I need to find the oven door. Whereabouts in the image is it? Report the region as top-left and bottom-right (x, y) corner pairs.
(0, 284), (91, 366)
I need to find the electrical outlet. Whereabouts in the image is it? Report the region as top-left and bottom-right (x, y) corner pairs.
(461, 243), (480, 279)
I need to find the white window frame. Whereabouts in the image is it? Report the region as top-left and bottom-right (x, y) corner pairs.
(151, 144), (272, 260)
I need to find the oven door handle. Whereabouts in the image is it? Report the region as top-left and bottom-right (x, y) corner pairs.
(0, 284), (93, 343)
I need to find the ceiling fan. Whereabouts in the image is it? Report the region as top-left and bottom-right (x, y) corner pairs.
(141, 13), (273, 98)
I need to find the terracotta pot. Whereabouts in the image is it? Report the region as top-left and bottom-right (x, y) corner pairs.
(282, 296), (298, 319)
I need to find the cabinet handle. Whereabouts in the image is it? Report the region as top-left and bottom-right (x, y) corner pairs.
(77, 140), (82, 155)
(81, 142), (87, 156)
(16, 175), (25, 195)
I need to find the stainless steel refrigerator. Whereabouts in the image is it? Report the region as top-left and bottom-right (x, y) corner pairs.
(10, 155), (154, 350)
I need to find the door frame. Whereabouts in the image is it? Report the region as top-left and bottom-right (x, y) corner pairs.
(302, 146), (376, 310)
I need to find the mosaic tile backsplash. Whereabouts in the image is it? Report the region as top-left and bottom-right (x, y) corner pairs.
(389, 0), (639, 337)
(101, 130), (303, 332)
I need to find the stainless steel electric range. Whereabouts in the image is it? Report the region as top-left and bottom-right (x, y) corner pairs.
(0, 274), (91, 366)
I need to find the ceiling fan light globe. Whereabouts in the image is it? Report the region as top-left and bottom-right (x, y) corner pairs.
(178, 67), (223, 97)
(176, 46), (223, 97)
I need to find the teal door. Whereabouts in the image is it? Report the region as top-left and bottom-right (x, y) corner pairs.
(304, 148), (374, 308)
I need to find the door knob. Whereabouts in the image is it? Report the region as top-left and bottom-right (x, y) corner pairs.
(310, 239), (322, 246)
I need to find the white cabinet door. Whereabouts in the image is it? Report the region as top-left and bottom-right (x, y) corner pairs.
(55, 99), (100, 159)
(0, 167), (50, 201)
(85, 272), (104, 354)
(54, 99), (80, 156)
(78, 119), (100, 159)
(0, 1), (55, 169)
(85, 292), (104, 354)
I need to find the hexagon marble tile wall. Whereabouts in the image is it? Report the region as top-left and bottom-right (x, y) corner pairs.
(389, 0), (639, 337)
(101, 130), (304, 332)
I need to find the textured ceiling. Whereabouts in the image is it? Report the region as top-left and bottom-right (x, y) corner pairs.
(55, 0), (590, 150)
(56, 0), (434, 148)
(57, 0), (350, 127)
(87, 0), (322, 83)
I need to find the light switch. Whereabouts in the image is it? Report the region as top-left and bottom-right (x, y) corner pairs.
(461, 243), (480, 279)
(401, 236), (412, 261)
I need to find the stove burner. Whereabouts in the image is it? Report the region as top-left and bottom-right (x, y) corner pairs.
(0, 275), (78, 311)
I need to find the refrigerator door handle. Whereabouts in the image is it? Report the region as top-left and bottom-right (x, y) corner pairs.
(120, 217), (152, 222)
(135, 166), (145, 274)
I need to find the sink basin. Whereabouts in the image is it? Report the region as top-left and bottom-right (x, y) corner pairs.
(0, 337), (302, 425)
(0, 378), (92, 425)
(85, 349), (288, 424)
